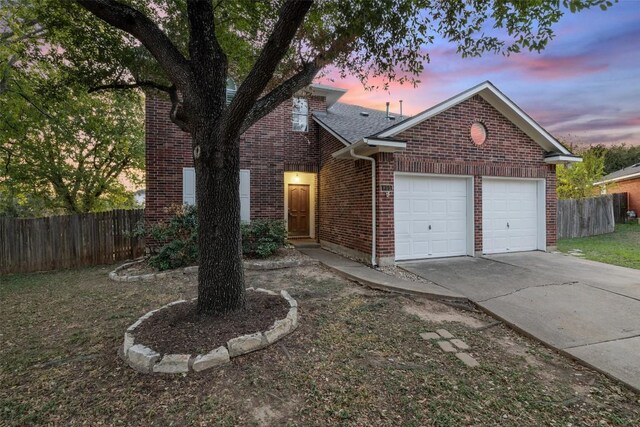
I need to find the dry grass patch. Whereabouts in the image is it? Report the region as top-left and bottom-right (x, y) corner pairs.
(1, 265), (638, 426)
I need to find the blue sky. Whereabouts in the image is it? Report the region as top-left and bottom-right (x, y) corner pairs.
(318, 1), (640, 146)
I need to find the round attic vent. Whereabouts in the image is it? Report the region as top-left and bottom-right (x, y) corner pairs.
(360, 111), (370, 117)
(470, 122), (487, 146)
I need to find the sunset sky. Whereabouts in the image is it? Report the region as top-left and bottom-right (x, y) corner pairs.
(317, 1), (640, 146)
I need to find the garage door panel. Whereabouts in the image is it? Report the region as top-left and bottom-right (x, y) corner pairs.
(482, 179), (541, 254)
(395, 175), (470, 260)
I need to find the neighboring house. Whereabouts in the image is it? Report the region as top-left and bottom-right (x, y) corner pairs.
(595, 163), (640, 214)
(145, 81), (580, 265)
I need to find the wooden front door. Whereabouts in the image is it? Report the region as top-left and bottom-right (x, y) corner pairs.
(288, 184), (310, 236)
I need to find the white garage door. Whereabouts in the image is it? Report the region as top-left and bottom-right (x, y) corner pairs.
(394, 175), (469, 260)
(482, 179), (541, 254)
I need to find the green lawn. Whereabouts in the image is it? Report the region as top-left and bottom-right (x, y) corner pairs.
(1, 265), (639, 426)
(558, 223), (640, 270)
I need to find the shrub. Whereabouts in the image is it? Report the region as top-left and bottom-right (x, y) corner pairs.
(241, 219), (287, 258)
(143, 207), (286, 269)
(148, 205), (198, 271)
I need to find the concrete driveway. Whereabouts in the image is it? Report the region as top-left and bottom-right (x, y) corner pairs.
(402, 251), (640, 392)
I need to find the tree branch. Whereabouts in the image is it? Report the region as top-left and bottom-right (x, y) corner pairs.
(239, 32), (358, 134)
(76, 0), (191, 90)
(224, 0), (313, 138)
(240, 62), (321, 134)
(88, 80), (173, 93)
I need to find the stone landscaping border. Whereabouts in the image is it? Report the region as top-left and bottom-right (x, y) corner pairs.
(109, 258), (318, 282)
(119, 288), (298, 374)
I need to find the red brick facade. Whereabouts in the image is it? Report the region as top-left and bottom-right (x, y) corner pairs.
(145, 94), (325, 231)
(146, 91), (560, 263)
(316, 95), (557, 263)
(318, 129), (373, 258)
(609, 178), (640, 214)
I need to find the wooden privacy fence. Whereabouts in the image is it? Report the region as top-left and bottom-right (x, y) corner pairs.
(611, 192), (628, 224)
(557, 195), (615, 239)
(0, 209), (145, 275)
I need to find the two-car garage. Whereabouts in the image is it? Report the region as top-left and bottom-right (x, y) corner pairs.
(394, 174), (545, 261)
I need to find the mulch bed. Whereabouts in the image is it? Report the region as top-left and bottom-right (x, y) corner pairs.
(133, 291), (289, 355)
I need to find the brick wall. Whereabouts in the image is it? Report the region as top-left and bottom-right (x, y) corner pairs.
(145, 94), (325, 229)
(318, 128), (373, 259)
(609, 178), (640, 214)
(387, 94), (558, 254)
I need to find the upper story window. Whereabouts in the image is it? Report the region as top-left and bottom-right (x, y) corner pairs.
(292, 97), (308, 132)
(226, 78), (237, 104)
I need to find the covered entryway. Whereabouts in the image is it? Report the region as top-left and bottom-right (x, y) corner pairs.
(284, 171), (316, 239)
(394, 174), (473, 261)
(482, 178), (545, 254)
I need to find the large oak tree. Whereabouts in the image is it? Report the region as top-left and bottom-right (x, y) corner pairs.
(20, 0), (614, 313)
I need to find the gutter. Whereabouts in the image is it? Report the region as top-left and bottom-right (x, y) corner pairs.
(348, 148), (377, 267)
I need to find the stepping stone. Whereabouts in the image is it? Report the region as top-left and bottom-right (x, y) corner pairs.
(455, 352), (480, 367)
(436, 340), (456, 353)
(420, 332), (440, 340)
(436, 329), (454, 339)
(450, 339), (469, 350)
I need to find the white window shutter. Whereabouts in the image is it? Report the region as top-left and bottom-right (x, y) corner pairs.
(183, 167), (250, 222)
(239, 169), (250, 223)
(182, 167), (196, 205)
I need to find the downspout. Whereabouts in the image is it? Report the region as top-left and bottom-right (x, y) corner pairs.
(349, 149), (376, 267)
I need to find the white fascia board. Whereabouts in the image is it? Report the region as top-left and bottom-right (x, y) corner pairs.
(544, 155), (583, 164)
(377, 81), (571, 156)
(332, 138), (406, 159)
(594, 171), (640, 186)
(313, 116), (351, 146)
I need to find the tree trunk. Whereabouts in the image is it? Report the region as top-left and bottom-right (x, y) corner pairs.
(194, 124), (246, 314)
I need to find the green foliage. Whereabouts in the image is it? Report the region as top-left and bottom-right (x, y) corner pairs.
(241, 219), (287, 259)
(147, 205), (198, 271)
(587, 144), (640, 175)
(145, 206), (286, 269)
(1, 4), (144, 217)
(557, 149), (605, 199)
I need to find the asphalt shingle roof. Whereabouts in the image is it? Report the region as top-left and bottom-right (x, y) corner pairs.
(313, 103), (404, 144)
(601, 162), (640, 182)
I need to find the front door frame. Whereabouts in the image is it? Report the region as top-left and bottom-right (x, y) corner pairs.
(287, 183), (311, 237)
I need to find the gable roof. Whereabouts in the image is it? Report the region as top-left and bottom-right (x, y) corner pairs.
(313, 103), (402, 145)
(594, 163), (640, 185)
(375, 81), (571, 155)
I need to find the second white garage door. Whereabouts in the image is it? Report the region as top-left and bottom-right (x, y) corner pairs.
(394, 175), (470, 260)
(482, 178), (543, 254)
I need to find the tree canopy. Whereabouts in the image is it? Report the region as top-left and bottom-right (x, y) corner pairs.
(0, 1), (144, 216)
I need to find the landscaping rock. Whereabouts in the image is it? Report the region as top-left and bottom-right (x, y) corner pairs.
(420, 332), (441, 340)
(436, 340), (457, 353)
(192, 346), (230, 372)
(436, 328), (454, 339)
(123, 332), (135, 354)
(451, 339), (469, 350)
(281, 290), (298, 307)
(455, 352), (480, 367)
(264, 318), (293, 344)
(286, 307), (298, 326)
(255, 287), (278, 296)
(227, 332), (267, 357)
(127, 344), (160, 373)
(152, 354), (191, 373)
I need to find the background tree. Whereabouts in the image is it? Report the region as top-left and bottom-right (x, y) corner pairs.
(589, 144), (640, 175)
(557, 148), (605, 199)
(15, 0), (614, 313)
(0, 2), (144, 216)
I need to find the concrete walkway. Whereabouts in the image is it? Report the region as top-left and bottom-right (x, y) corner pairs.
(402, 251), (640, 392)
(298, 248), (467, 303)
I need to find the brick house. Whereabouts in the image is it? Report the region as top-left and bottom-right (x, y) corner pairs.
(595, 163), (640, 215)
(145, 81), (580, 265)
